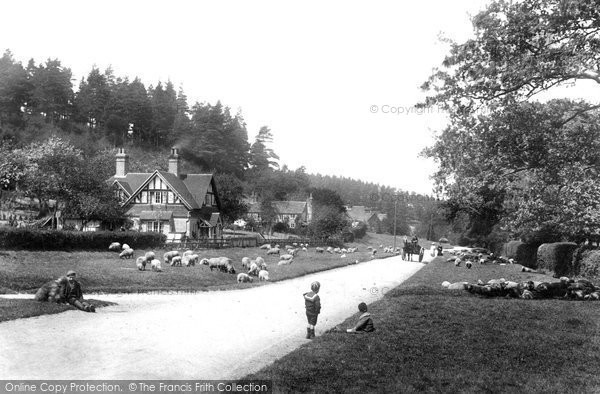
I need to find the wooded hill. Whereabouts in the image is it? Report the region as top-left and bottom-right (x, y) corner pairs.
(0, 49), (442, 237)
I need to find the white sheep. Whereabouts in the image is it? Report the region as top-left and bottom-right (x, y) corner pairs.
(136, 256), (147, 271)
(302, 247), (308, 251)
(119, 248), (134, 259)
(465, 260), (472, 269)
(340, 254), (347, 258)
(163, 251), (180, 265)
(259, 244), (271, 250)
(266, 247), (280, 255)
(316, 247), (324, 253)
(151, 259), (162, 272)
(237, 273), (253, 283)
(201, 257), (234, 273)
(182, 255), (194, 267)
(326, 247), (334, 254)
(248, 262), (260, 276)
(183, 250), (194, 257)
(188, 254), (199, 266)
(280, 254), (294, 261)
(109, 242), (121, 251)
(122, 243), (130, 251)
(333, 247), (341, 254)
(144, 251), (156, 262)
(258, 270), (269, 281)
(260, 262), (268, 271)
(254, 256), (265, 266)
(278, 258), (293, 266)
(170, 256), (182, 267)
(241, 257), (251, 269)
(285, 244), (293, 250)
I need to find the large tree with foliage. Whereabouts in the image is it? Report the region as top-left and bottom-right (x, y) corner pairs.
(422, 0), (600, 242)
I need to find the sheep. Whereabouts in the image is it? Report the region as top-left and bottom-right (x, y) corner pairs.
(163, 251), (180, 265)
(182, 255), (194, 267)
(266, 247), (280, 255)
(280, 254), (294, 261)
(171, 256), (182, 267)
(259, 244), (271, 250)
(326, 246), (334, 254)
(259, 262), (268, 271)
(316, 247), (325, 253)
(442, 281), (468, 290)
(333, 247), (341, 254)
(521, 266), (538, 273)
(188, 254), (199, 266)
(34, 276), (68, 302)
(151, 259), (162, 272)
(248, 262), (260, 276)
(288, 248), (298, 256)
(136, 256), (147, 271)
(465, 260), (472, 269)
(278, 258), (293, 266)
(237, 273), (253, 283)
(302, 247), (308, 251)
(183, 250), (194, 257)
(201, 257), (233, 272)
(119, 248), (134, 259)
(340, 254), (347, 258)
(241, 257), (252, 269)
(258, 270), (270, 281)
(223, 262), (236, 274)
(144, 251), (156, 262)
(109, 242), (121, 251)
(292, 242), (298, 247)
(285, 244), (293, 250)
(254, 256), (265, 266)
(122, 243), (130, 251)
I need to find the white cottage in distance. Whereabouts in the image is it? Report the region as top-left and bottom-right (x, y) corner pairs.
(108, 148), (223, 239)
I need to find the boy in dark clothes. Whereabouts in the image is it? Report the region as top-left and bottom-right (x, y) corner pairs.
(346, 302), (375, 333)
(64, 270), (96, 312)
(303, 281), (321, 339)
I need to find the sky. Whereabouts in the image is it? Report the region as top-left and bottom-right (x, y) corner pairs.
(0, 0), (492, 195)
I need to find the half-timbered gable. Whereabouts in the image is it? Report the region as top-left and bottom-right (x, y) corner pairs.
(107, 148), (223, 238)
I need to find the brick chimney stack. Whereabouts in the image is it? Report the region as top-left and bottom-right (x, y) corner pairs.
(168, 147), (180, 176)
(115, 148), (129, 177)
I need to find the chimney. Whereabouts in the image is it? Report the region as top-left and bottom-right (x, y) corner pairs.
(168, 147), (180, 176)
(115, 148), (129, 177)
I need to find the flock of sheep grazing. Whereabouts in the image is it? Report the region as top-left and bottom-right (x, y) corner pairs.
(109, 241), (353, 285)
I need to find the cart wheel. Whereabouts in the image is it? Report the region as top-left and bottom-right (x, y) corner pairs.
(419, 248), (424, 262)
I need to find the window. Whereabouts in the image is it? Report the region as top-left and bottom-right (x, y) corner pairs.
(150, 221), (164, 233)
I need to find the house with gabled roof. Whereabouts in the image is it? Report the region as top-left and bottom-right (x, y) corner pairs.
(246, 194), (313, 229)
(107, 148), (223, 238)
(346, 205), (382, 232)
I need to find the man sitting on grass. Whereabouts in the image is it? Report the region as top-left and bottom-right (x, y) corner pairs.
(346, 302), (375, 333)
(64, 270), (95, 313)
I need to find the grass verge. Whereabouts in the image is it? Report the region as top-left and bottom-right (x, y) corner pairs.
(245, 257), (600, 393)
(0, 298), (116, 323)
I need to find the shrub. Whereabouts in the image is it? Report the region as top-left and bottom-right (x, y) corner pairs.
(576, 249), (600, 280)
(0, 227), (165, 250)
(501, 240), (537, 268)
(537, 242), (578, 277)
(351, 222), (367, 240)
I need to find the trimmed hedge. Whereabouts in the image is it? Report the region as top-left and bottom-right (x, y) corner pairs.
(501, 240), (537, 268)
(0, 227), (165, 250)
(537, 242), (578, 277)
(576, 249), (600, 280)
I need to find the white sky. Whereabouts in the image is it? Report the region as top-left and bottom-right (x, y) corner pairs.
(0, 0), (492, 195)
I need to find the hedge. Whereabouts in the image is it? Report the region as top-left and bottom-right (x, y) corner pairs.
(501, 240), (538, 268)
(536, 242), (578, 277)
(576, 249), (600, 280)
(0, 227), (165, 250)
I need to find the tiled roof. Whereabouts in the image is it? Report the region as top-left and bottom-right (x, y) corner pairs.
(272, 201), (307, 214)
(347, 206), (379, 223)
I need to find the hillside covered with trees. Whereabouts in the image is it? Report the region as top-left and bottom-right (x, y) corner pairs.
(0, 49), (442, 239)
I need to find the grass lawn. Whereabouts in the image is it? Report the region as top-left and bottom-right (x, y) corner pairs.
(246, 256), (600, 393)
(0, 232), (423, 321)
(0, 298), (116, 323)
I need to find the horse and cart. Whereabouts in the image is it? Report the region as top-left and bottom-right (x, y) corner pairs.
(401, 239), (425, 262)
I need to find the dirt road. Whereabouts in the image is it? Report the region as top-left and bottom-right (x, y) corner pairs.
(0, 256), (425, 379)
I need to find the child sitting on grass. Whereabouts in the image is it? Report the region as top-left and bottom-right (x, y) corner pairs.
(346, 302), (375, 333)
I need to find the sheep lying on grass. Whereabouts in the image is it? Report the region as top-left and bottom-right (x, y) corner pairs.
(119, 248), (134, 259)
(109, 242), (121, 252)
(280, 254), (294, 261)
(258, 270), (269, 281)
(266, 247), (280, 255)
(34, 276), (68, 302)
(237, 273), (253, 283)
(278, 258), (293, 266)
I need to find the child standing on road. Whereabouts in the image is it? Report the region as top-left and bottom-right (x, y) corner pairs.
(303, 281), (321, 339)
